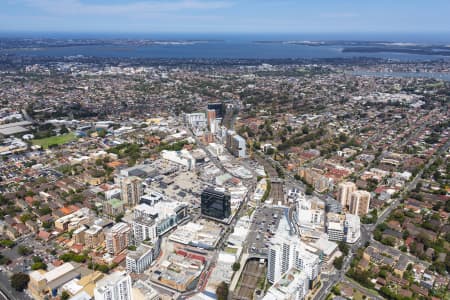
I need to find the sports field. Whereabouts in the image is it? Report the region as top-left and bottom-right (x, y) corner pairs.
(32, 132), (77, 149)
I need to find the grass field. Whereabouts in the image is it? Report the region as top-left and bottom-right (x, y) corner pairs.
(32, 132), (77, 149)
(224, 247), (238, 254)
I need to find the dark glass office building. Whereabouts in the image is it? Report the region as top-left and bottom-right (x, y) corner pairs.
(207, 103), (224, 119)
(201, 188), (231, 220)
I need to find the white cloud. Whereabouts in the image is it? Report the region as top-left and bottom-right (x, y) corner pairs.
(21, 0), (232, 16)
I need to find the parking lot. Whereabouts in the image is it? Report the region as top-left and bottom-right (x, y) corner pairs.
(0, 234), (60, 274)
(245, 206), (284, 256)
(149, 170), (203, 205)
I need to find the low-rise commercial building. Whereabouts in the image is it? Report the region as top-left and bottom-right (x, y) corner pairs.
(55, 208), (92, 232)
(326, 213), (360, 244)
(29, 262), (82, 300)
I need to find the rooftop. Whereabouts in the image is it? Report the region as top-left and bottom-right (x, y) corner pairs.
(105, 198), (123, 208)
(127, 243), (153, 260)
(30, 262), (77, 283)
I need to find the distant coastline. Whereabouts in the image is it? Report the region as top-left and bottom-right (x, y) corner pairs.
(342, 47), (450, 56)
(0, 39), (223, 50)
(2, 37), (450, 60)
(253, 40), (450, 57)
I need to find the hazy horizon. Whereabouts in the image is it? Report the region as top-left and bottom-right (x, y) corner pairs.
(2, 0), (450, 35)
(2, 31), (450, 44)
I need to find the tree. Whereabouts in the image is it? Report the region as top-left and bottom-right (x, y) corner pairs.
(61, 291), (70, 300)
(59, 252), (87, 263)
(10, 273), (30, 291)
(60, 125), (69, 134)
(378, 269), (388, 279)
(402, 230), (410, 240)
(331, 285), (341, 295)
(266, 147), (275, 155)
(216, 281), (229, 300)
(42, 221), (53, 229)
(381, 236), (396, 247)
(0, 239), (15, 248)
(338, 241), (349, 256)
(95, 264), (110, 273)
(127, 158), (136, 167)
(374, 230), (383, 241)
(346, 269), (374, 289)
(339, 133), (348, 143)
(275, 165), (284, 178)
(333, 256), (344, 270)
(406, 263), (413, 271)
(0, 254), (11, 265)
(115, 213), (124, 223)
(305, 185), (314, 195)
(31, 261), (47, 270)
(38, 205), (52, 216)
(302, 126), (309, 134)
(32, 256), (43, 263)
(18, 245), (32, 256)
(19, 213), (32, 223)
(232, 262), (241, 272)
(97, 129), (107, 138)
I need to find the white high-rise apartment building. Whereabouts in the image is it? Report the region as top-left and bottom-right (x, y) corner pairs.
(133, 216), (157, 245)
(267, 216), (320, 284)
(294, 247), (321, 281)
(344, 213), (361, 244)
(268, 240), (295, 283)
(126, 243), (154, 274)
(225, 130), (246, 158)
(263, 268), (309, 300)
(184, 112), (207, 128)
(94, 271), (132, 300)
(184, 112), (207, 136)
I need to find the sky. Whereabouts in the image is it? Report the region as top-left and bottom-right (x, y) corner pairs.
(1, 0), (450, 34)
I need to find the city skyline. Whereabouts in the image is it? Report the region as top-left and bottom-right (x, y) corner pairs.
(0, 2), (449, 299)
(2, 0), (450, 34)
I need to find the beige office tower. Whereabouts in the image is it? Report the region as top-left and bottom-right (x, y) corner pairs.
(207, 109), (217, 134)
(337, 181), (356, 208)
(119, 176), (143, 207)
(84, 225), (104, 249)
(105, 222), (132, 255)
(349, 190), (371, 216)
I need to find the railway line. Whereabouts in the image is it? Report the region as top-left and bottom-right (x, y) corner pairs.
(233, 260), (266, 300)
